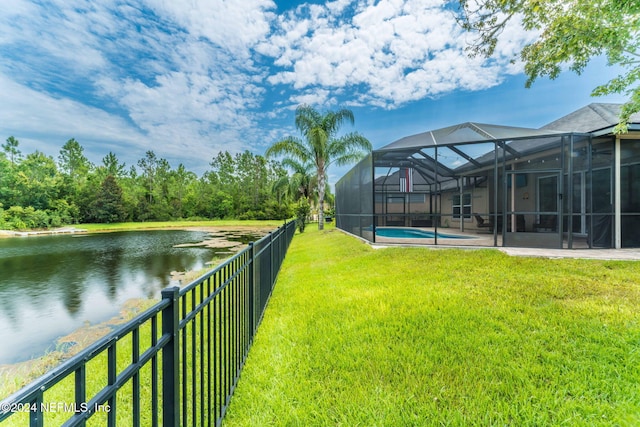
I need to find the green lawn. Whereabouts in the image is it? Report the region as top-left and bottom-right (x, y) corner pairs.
(224, 225), (640, 426)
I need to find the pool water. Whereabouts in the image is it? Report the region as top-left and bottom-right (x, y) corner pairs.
(375, 227), (473, 239)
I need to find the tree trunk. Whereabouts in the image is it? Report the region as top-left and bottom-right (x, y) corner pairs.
(317, 167), (325, 231)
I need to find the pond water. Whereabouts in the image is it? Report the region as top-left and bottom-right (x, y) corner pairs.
(0, 229), (255, 364)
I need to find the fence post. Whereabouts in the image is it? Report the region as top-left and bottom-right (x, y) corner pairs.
(270, 231), (274, 286)
(161, 286), (180, 427)
(248, 242), (255, 336)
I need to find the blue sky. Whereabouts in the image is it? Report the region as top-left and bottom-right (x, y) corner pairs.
(0, 0), (627, 183)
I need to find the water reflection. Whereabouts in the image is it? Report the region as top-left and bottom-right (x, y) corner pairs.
(0, 230), (220, 364)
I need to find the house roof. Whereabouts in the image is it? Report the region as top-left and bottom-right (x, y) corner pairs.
(541, 103), (640, 133)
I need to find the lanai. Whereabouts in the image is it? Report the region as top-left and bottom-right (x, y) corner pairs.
(336, 104), (640, 249)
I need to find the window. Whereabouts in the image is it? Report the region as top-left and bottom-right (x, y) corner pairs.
(409, 193), (425, 203)
(375, 194), (405, 203)
(453, 194), (471, 220)
(388, 196), (405, 204)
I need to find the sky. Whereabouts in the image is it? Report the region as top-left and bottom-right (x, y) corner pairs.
(0, 0), (628, 183)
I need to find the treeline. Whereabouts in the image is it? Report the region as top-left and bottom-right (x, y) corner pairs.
(0, 137), (307, 230)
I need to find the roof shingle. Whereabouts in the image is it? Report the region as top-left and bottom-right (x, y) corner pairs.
(541, 103), (640, 132)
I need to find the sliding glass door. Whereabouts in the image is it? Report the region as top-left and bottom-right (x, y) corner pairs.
(504, 170), (562, 248)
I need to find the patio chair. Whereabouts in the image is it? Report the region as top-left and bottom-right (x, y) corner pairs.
(474, 213), (493, 232)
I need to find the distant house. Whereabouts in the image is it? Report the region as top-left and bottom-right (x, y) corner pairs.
(336, 104), (640, 249)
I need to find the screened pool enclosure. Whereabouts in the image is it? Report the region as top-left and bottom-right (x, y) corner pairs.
(336, 104), (640, 249)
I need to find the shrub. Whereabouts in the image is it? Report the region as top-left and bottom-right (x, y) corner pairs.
(4, 205), (53, 230)
(294, 198), (311, 233)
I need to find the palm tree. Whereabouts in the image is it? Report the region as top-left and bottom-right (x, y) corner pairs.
(271, 159), (316, 222)
(282, 158), (316, 202)
(267, 104), (372, 230)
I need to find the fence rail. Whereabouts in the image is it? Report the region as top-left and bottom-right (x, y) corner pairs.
(0, 221), (296, 427)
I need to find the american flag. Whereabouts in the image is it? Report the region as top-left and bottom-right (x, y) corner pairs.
(399, 168), (413, 192)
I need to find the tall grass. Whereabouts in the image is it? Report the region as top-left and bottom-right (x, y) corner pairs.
(224, 226), (640, 426)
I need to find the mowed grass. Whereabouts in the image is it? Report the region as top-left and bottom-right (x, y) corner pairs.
(224, 225), (640, 426)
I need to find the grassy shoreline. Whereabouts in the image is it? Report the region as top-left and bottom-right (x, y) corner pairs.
(77, 219), (286, 232)
(224, 225), (640, 426)
(0, 219), (287, 238)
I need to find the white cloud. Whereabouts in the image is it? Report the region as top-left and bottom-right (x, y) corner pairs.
(0, 0), (282, 172)
(0, 0), (542, 174)
(261, 0), (534, 109)
(146, 0), (276, 57)
(289, 89), (337, 107)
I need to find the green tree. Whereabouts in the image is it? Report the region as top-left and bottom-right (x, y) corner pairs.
(271, 158), (315, 221)
(58, 138), (91, 180)
(282, 158), (316, 202)
(151, 157), (172, 220)
(208, 150), (285, 219)
(193, 171), (234, 219)
(77, 173), (104, 222)
(266, 105), (371, 230)
(122, 165), (145, 221)
(58, 138), (91, 222)
(136, 151), (173, 220)
(15, 151), (61, 210)
(97, 151), (126, 180)
(209, 151), (239, 214)
(238, 151), (266, 213)
(90, 175), (126, 223)
(2, 136), (21, 166)
(137, 150), (159, 205)
(90, 152), (128, 220)
(0, 150), (17, 207)
(167, 164), (196, 218)
(457, 0), (640, 132)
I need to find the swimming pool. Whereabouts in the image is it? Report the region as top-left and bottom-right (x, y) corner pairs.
(375, 227), (474, 239)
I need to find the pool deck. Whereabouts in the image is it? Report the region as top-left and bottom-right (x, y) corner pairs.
(370, 240), (640, 261)
(497, 247), (640, 261)
(362, 227), (640, 261)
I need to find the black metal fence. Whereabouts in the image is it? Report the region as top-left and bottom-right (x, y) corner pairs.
(0, 221), (296, 427)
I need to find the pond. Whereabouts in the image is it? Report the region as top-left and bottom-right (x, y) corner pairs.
(0, 229), (261, 364)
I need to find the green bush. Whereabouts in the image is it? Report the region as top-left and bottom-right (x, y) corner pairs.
(294, 198), (311, 233)
(8, 218), (26, 230)
(3, 205), (61, 230)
